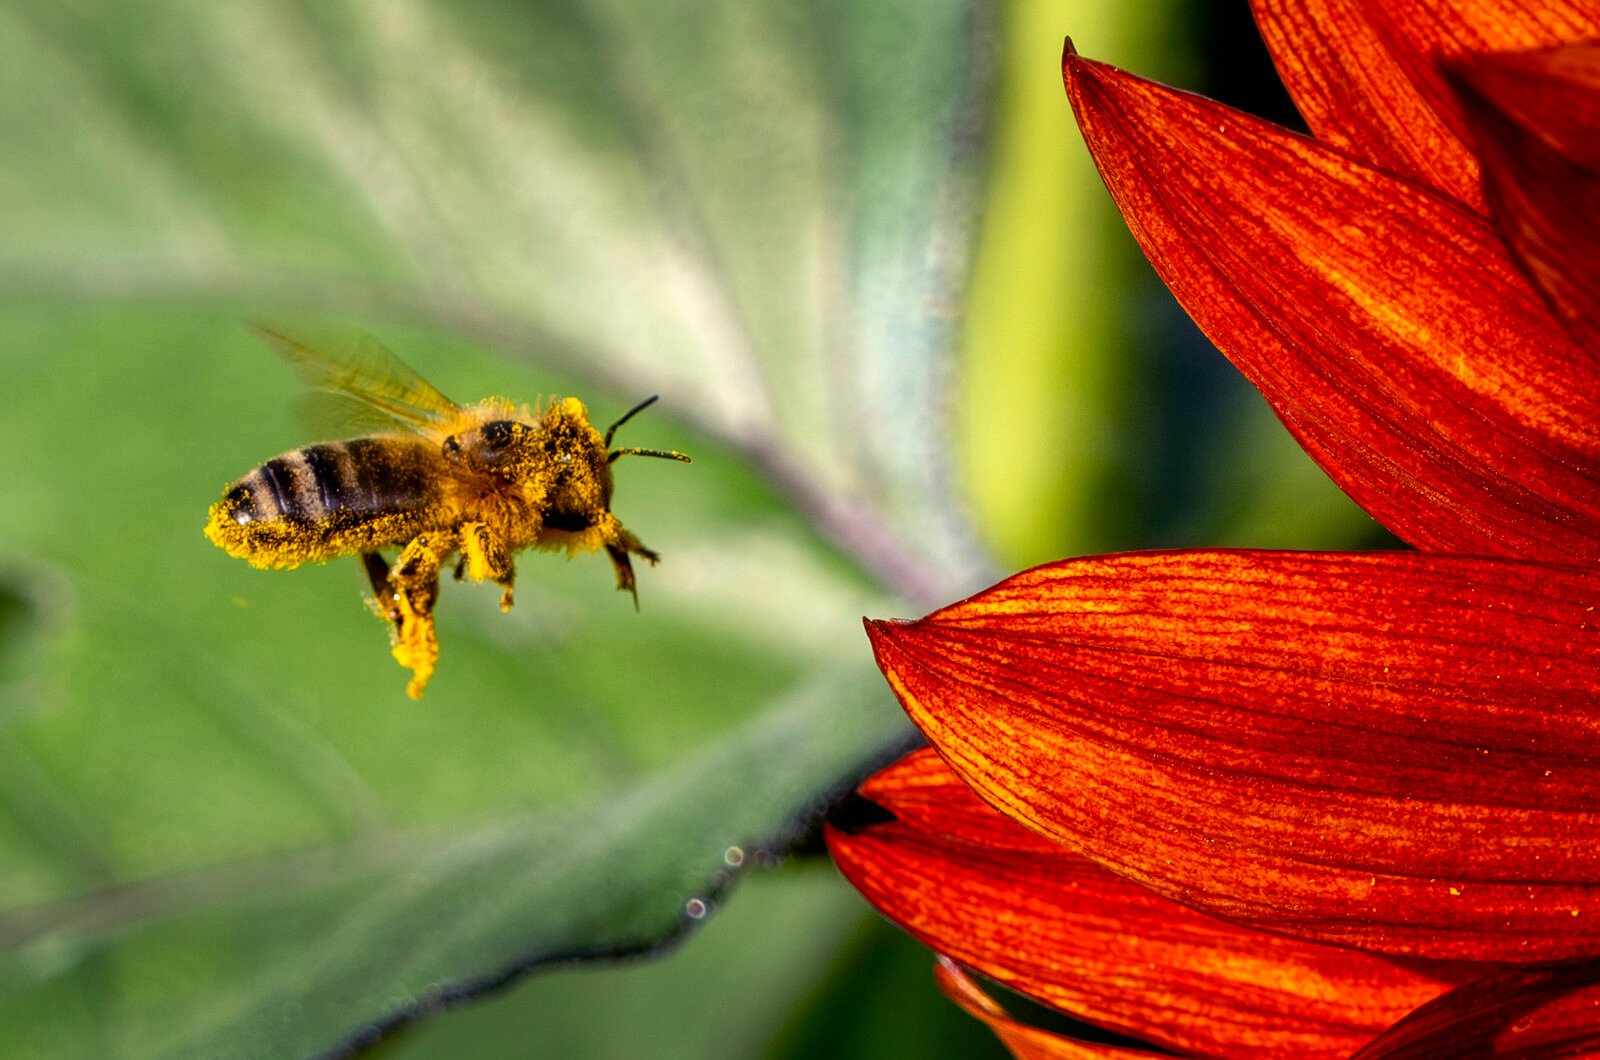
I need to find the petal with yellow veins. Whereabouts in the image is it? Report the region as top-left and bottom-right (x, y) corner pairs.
(828, 748), (1468, 1058)
(1249, 0), (1600, 211)
(1063, 48), (1600, 563)
(865, 550), (1600, 964)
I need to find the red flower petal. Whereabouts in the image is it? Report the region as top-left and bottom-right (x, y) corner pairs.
(865, 550), (1600, 963)
(934, 960), (1168, 1060)
(1250, 0), (1600, 211)
(1063, 48), (1600, 563)
(829, 749), (1465, 1059)
(1351, 963), (1600, 1058)
(1451, 43), (1600, 352)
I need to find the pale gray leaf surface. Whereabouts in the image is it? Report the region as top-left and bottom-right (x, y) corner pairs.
(0, 0), (994, 1050)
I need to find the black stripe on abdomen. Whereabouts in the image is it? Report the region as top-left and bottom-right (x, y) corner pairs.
(342, 438), (386, 512)
(222, 462), (293, 525)
(300, 444), (352, 514)
(224, 453), (323, 525)
(339, 438), (437, 516)
(297, 440), (428, 517)
(258, 458), (295, 514)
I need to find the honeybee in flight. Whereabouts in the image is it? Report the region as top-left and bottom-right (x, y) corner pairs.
(205, 326), (689, 698)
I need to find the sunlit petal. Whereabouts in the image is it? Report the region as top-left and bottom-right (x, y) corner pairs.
(1250, 0), (1600, 210)
(1451, 42), (1600, 352)
(1064, 47), (1600, 563)
(934, 960), (1169, 1060)
(866, 550), (1600, 963)
(829, 749), (1464, 1058)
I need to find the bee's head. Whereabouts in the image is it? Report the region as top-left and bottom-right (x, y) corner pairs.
(442, 419), (534, 473)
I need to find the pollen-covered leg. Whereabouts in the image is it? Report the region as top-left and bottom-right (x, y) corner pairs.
(598, 515), (659, 609)
(388, 531), (456, 698)
(361, 552), (402, 627)
(460, 521), (517, 611)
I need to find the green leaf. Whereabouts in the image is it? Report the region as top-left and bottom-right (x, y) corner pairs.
(0, 305), (923, 1055)
(0, 0), (992, 1043)
(392, 867), (879, 1060)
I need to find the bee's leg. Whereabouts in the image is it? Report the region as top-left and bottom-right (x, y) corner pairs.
(460, 521), (517, 611)
(388, 531), (456, 699)
(361, 552), (402, 628)
(604, 545), (639, 609)
(598, 515), (659, 610)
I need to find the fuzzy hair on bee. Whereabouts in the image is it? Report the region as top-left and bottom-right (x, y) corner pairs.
(205, 325), (689, 698)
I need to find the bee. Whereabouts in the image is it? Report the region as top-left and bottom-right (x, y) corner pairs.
(205, 326), (690, 698)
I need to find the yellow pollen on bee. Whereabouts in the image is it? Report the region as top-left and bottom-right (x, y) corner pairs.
(207, 329), (681, 698)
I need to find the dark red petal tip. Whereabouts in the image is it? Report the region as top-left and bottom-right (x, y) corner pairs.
(1249, 0), (1600, 209)
(1449, 43), (1600, 352)
(1351, 963), (1600, 1059)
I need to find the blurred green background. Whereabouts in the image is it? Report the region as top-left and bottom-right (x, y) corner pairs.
(0, 0), (1378, 1056)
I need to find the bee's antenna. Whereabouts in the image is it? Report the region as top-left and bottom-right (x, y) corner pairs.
(605, 395), (691, 464)
(609, 447), (692, 464)
(605, 395), (661, 447)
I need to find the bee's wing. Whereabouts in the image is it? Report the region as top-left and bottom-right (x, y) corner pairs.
(250, 324), (460, 435)
(293, 391), (432, 440)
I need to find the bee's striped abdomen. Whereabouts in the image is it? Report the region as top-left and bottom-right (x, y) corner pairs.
(223, 454), (299, 524)
(208, 437), (444, 567)
(223, 439), (438, 526)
